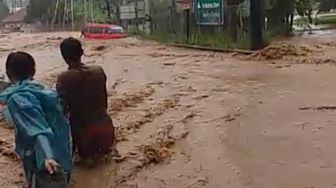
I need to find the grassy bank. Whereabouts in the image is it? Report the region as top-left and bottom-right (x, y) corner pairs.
(138, 27), (290, 50)
(142, 31), (251, 50)
(315, 15), (336, 25)
(294, 14), (336, 25)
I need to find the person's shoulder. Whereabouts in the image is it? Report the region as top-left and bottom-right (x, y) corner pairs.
(86, 65), (105, 75)
(57, 70), (70, 79)
(57, 69), (77, 82)
(87, 65), (104, 71)
(8, 92), (37, 109)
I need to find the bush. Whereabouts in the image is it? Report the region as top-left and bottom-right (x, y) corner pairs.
(188, 32), (250, 49)
(141, 31), (251, 50)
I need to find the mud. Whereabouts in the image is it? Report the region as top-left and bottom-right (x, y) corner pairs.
(108, 85), (155, 115)
(115, 96), (178, 141)
(249, 43), (315, 60)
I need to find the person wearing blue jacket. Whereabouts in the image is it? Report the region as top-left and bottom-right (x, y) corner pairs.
(0, 52), (72, 188)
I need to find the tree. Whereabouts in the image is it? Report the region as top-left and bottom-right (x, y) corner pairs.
(104, 0), (111, 19)
(318, 0), (336, 12)
(266, 0), (295, 32)
(73, 0), (106, 24)
(26, 0), (108, 28)
(106, 0), (121, 23)
(26, 0), (55, 22)
(0, 0), (9, 21)
(296, 0), (314, 24)
(265, 0), (315, 33)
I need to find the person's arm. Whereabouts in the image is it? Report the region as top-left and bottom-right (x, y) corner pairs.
(56, 75), (69, 116)
(8, 93), (57, 172)
(102, 69), (108, 109)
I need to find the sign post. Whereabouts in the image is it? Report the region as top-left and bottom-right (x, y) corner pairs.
(182, 0), (190, 43)
(195, 0), (224, 25)
(182, 0), (190, 10)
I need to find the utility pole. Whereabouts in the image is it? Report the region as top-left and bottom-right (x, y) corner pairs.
(11, 0), (14, 13)
(182, 0), (190, 43)
(105, 0), (111, 19)
(71, 0), (74, 30)
(13, 0), (16, 13)
(84, 0), (87, 23)
(250, 0), (263, 50)
(51, 0), (60, 29)
(90, 0), (94, 23)
(63, 0), (68, 28)
(135, 0), (138, 31)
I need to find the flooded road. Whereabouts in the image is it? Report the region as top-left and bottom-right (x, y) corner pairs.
(0, 32), (336, 188)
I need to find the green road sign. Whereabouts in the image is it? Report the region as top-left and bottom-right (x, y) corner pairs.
(195, 0), (223, 25)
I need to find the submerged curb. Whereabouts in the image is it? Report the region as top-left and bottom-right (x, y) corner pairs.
(169, 43), (254, 55)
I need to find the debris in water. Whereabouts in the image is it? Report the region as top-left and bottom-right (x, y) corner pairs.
(111, 77), (127, 90)
(92, 45), (107, 51)
(299, 105), (336, 111)
(46, 36), (63, 41)
(249, 43), (314, 60)
(143, 145), (171, 164)
(148, 52), (188, 58)
(163, 62), (176, 66)
(109, 85), (155, 114)
(182, 112), (196, 123)
(193, 94), (209, 100)
(323, 42), (336, 47)
(224, 111), (242, 122)
(115, 96), (179, 140)
(188, 176), (209, 187)
(0, 138), (17, 161)
(141, 126), (175, 165)
(295, 57), (336, 64)
(274, 64), (292, 69)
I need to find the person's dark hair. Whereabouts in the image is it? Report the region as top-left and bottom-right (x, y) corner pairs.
(60, 37), (84, 64)
(6, 51), (36, 81)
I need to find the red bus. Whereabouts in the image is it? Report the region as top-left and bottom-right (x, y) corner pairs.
(82, 23), (127, 39)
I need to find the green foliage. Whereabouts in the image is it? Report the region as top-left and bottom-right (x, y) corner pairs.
(145, 31), (251, 50)
(265, 0), (316, 31)
(315, 15), (336, 25)
(26, 0), (108, 26)
(26, 0), (54, 21)
(189, 32), (250, 49)
(73, 0), (106, 23)
(0, 1), (9, 21)
(296, 0), (314, 23)
(319, 0), (336, 12)
(227, 0), (245, 5)
(296, 0), (314, 16)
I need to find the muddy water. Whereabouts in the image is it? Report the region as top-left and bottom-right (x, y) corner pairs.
(0, 32), (336, 188)
(227, 64), (336, 188)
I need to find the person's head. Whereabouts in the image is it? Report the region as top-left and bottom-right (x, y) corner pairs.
(60, 37), (84, 67)
(6, 51), (36, 82)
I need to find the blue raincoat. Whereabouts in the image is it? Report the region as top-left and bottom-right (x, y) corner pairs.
(0, 80), (72, 183)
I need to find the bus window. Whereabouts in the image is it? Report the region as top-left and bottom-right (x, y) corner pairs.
(88, 27), (104, 34)
(107, 27), (124, 34)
